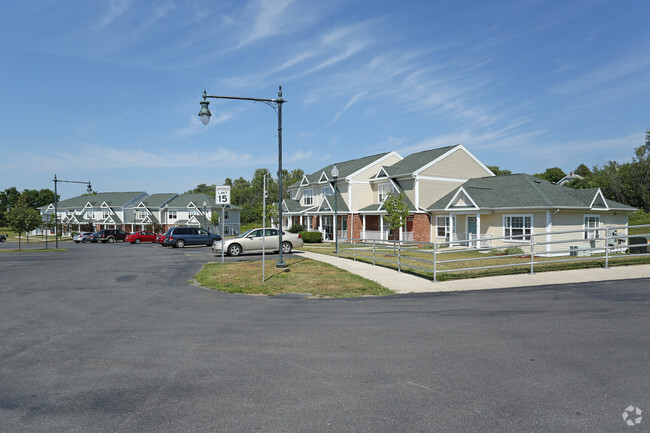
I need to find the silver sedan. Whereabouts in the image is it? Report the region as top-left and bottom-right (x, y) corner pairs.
(212, 228), (304, 256)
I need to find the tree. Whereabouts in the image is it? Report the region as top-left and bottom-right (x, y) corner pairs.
(534, 167), (566, 183)
(574, 164), (592, 178)
(210, 212), (220, 234)
(486, 165), (512, 176)
(185, 183), (216, 197)
(383, 192), (410, 248)
(7, 196), (42, 250)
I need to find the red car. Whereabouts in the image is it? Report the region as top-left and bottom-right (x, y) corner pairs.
(156, 233), (166, 245)
(126, 231), (157, 244)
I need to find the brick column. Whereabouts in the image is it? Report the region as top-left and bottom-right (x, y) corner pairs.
(412, 213), (431, 243)
(348, 214), (363, 243)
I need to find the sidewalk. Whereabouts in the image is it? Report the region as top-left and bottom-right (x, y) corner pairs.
(299, 251), (650, 294)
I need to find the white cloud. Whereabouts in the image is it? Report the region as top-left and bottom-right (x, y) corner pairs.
(330, 91), (367, 124)
(98, 0), (133, 28)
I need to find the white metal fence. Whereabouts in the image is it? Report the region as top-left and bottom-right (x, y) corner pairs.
(335, 224), (650, 282)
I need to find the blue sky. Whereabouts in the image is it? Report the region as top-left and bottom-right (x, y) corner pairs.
(1, 0), (648, 199)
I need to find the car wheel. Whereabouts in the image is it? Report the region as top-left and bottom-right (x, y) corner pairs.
(107, 237), (115, 243)
(228, 244), (242, 256)
(74, 241), (80, 243)
(135, 238), (141, 244)
(175, 239), (185, 248)
(282, 241), (292, 254)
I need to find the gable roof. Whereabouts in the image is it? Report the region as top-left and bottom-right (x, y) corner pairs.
(303, 152), (393, 184)
(141, 193), (178, 208)
(384, 145), (458, 177)
(48, 192), (147, 210)
(165, 193), (214, 208)
(427, 174), (636, 211)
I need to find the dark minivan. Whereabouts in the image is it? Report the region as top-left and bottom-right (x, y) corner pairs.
(90, 229), (128, 243)
(162, 227), (221, 248)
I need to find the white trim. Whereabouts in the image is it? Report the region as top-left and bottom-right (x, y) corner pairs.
(590, 189), (609, 210)
(345, 151), (402, 181)
(583, 214), (601, 239)
(303, 188), (314, 206)
(300, 175), (310, 186)
(318, 172), (329, 183)
(414, 144), (494, 177)
(444, 186), (479, 210)
(503, 214), (533, 242)
(416, 175), (468, 183)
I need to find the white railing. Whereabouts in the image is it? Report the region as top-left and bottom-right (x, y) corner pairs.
(335, 224), (650, 282)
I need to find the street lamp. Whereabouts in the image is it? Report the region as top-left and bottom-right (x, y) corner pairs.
(53, 174), (92, 249)
(199, 86), (287, 268)
(331, 164), (339, 255)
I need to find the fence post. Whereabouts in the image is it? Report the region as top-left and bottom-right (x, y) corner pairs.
(354, 239), (357, 261)
(530, 233), (535, 274)
(373, 240), (376, 266)
(433, 242), (437, 282)
(398, 240), (401, 272)
(605, 231), (609, 268)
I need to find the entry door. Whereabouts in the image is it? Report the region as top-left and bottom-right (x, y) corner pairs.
(322, 216), (333, 241)
(467, 217), (477, 246)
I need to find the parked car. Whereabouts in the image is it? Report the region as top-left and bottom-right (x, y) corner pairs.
(156, 233), (166, 245)
(212, 228), (303, 256)
(0, 234), (6, 242)
(73, 232), (93, 243)
(126, 231), (157, 244)
(89, 229), (128, 243)
(162, 227), (221, 248)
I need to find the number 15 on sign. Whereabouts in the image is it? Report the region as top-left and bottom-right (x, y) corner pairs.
(216, 186), (230, 205)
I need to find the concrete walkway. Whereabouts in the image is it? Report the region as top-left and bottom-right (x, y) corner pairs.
(300, 251), (650, 294)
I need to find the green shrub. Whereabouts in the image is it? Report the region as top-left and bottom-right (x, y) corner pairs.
(491, 249), (505, 255)
(504, 246), (525, 255)
(287, 224), (305, 233)
(300, 231), (322, 243)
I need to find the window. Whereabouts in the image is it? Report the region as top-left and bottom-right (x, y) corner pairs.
(224, 210), (230, 220)
(87, 210), (95, 219)
(188, 208), (199, 216)
(169, 210), (177, 219)
(436, 216), (456, 241)
(322, 185), (333, 196)
(224, 225), (231, 235)
(584, 215), (600, 239)
(504, 215), (532, 241)
(303, 189), (314, 206)
(137, 209), (147, 219)
(102, 209), (109, 219)
(378, 183), (395, 202)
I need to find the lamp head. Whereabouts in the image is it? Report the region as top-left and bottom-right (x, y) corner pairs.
(331, 164), (339, 179)
(87, 183), (93, 194)
(199, 90), (212, 125)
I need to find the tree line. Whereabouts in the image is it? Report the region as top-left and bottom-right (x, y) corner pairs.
(185, 168), (304, 225)
(488, 131), (650, 213)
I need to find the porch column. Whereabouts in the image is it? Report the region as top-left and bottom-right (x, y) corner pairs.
(449, 213), (454, 245)
(380, 215), (384, 240)
(476, 213), (481, 248)
(363, 214), (366, 239)
(545, 210), (552, 254)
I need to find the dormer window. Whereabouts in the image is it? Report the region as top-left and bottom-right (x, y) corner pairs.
(303, 189), (314, 206)
(322, 185), (333, 196)
(378, 183), (395, 202)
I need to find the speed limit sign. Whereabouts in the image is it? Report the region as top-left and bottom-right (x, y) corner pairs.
(215, 186), (231, 205)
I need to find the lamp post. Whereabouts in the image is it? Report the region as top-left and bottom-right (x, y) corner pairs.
(53, 174), (92, 249)
(199, 86), (287, 268)
(331, 165), (339, 254)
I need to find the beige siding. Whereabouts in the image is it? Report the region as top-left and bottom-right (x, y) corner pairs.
(420, 149), (491, 178)
(398, 178), (416, 206)
(431, 210), (631, 255)
(351, 182), (375, 210)
(419, 179), (466, 208)
(354, 154), (402, 181)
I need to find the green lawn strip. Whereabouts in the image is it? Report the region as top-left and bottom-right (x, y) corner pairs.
(301, 244), (650, 281)
(194, 257), (394, 298)
(0, 248), (67, 252)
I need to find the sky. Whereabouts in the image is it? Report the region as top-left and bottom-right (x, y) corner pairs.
(1, 0), (648, 200)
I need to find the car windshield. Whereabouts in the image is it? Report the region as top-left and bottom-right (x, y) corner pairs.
(237, 229), (256, 238)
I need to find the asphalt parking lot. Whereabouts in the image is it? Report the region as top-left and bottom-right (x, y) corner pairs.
(1, 242), (649, 432)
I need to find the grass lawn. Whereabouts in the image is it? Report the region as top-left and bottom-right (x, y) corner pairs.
(302, 242), (650, 281)
(194, 256), (394, 298)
